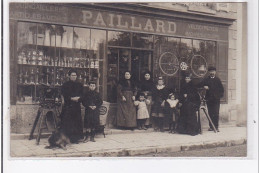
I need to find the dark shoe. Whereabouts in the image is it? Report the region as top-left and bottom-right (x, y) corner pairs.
(143, 126), (147, 130)
(138, 126), (142, 130)
(208, 128), (213, 131)
(90, 137), (96, 142)
(217, 128), (220, 132)
(160, 128), (165, 132)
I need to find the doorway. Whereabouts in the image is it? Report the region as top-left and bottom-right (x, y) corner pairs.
(107, 48), (153, 102)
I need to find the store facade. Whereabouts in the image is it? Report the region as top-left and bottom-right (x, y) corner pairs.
(9, 3), (242, 133)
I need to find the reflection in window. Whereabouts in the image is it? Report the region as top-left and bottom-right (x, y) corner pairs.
(132, 33), (153, 49)
(108, 31), (131, 47)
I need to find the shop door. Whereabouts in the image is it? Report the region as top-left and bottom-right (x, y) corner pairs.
(107, 48), (153, 102)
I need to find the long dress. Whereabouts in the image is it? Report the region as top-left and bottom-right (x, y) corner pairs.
(177, 81), (201, 136)
(60, 80), (83, 143)
(116, 79), (137, 128)
(151, 85), (169, 117)
(82, 90), (103, 129)
(139, 79), (154, 125)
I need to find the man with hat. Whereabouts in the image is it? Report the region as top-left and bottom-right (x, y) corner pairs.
(198, 66), (224, 132)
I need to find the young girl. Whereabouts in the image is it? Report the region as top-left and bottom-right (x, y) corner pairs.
(151, 77), (169, 132)
(134, 93), (150, 130)
(164, 93), (179, 133)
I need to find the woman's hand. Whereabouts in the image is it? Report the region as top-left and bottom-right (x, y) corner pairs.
(122, 96), (126, 101)
(204, 86), (209, 90)
(132, 96), (135, 101)
(184, 94), (187, 98)
(71, 97), (80, 102)
(161, 100), (165, 107)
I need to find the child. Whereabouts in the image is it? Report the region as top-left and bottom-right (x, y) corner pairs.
(151, 77), (169, 132)
(82, 81), (103, 142)
(134, 93), (150, 130)
(164, 93), (179, 133)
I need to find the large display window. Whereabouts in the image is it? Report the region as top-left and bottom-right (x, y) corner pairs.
(15, 22), (104, 104)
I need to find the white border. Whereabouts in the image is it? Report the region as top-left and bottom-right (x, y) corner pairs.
(2, 0), (259, 173)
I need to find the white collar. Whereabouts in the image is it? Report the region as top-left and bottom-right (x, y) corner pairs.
(157, 85), (165, 90)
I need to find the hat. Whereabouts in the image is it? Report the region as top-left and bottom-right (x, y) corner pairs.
(208, 66), (216, 71)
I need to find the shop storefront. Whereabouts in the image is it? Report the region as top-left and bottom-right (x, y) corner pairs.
(9, 3), (236, 133)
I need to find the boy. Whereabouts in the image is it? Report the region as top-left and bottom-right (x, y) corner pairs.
(82, 81), (103, 142)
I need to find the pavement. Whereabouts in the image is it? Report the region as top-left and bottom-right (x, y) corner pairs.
(10, 126), (247, 157)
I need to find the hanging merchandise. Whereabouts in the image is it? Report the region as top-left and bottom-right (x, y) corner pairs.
(61, 31), (68, 48)
(51, 35), (56, 47)
(28, 31), (33, 44)
(67, 32), (73, 48)
(44, 29), (51, 46)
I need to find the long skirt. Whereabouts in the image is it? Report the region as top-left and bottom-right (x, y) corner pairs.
(116, 91), (137, 128)
(60, 103), (83, 143)
(84, 108), (100, 129)
(177, 102), (199, 135)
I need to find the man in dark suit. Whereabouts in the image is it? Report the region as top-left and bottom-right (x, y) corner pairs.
(199, 67), (224, 132)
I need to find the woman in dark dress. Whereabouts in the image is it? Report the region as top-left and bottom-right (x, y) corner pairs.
(151, 77), (169, 132)
(60, 70), (83, 143)
(139, 71), (154, 128)
(116, 71), (137, 129)
(177, 73), (201, 136)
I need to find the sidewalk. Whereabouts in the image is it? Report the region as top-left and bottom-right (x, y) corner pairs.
(10, 126), (246, 157)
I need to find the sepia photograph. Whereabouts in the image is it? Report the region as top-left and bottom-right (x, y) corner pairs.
(7, 1), (250, 159)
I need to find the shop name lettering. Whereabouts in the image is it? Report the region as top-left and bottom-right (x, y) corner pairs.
(81, 10), (177, 34)
(10, 11), (67, 23)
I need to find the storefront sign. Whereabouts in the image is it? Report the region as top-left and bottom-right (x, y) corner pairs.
(10, 3), (228, 41)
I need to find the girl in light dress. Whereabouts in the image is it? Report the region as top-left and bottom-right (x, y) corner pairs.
(134, 93), (150, 130)
(164, 93), (179, 133)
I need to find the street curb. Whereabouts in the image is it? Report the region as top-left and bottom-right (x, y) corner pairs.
(11, 123), (239, 140)
(49, 138), (246, 157)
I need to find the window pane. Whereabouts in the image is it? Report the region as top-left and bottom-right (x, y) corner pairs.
(107, 48), (118, 103)
(192, 40), (216, 78)
(91, 29), (106, 94)
(132, 33), (153, 49)
(107, 31), (131, 47)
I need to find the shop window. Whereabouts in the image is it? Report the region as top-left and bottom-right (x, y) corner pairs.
(15, 22), (104, 104)
(107, 48), (119, 103)
(107, 31), (131, 47)
(132, 33), (153, 49)
(91, 29), (106, 95)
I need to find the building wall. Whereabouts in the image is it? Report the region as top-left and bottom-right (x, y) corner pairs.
(146, 2), (247, 126)
(9, 3), (247, 133)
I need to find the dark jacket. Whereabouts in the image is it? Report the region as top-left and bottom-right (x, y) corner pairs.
(82, 90), (103, 129)
(198, 76), (224, 101)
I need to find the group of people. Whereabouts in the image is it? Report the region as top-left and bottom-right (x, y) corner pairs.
(60, 70), (103, 143)
(116, 66), (224, 136)
(59, 66), (224, 144)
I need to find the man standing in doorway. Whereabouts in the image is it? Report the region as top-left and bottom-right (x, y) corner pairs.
(199, 66), (224, 132)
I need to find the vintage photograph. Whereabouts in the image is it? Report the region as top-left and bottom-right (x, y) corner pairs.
(9, 2), (248, 157)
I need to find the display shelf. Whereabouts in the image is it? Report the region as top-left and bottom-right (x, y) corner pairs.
(17, 63), (92, 69)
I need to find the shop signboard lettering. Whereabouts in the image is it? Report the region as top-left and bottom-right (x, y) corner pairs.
(10, 3), (228, 41)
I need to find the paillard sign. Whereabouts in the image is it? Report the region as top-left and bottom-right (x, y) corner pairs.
(10, 3), (228, 41)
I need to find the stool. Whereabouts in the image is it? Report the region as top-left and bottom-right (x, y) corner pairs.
(29, 106), (59, 145)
